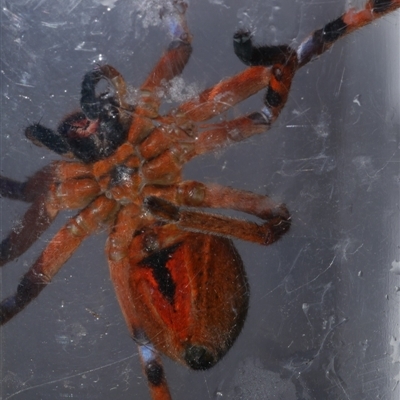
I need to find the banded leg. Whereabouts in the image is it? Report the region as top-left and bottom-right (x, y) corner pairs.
(0, 196), (118, 324)
(137, 338), (172, 400)
(169, 55), (297, 140)
(134, 70), (286, 185)
(107, 205), (172, 400)
(230, 1), (400, 126)
(0, 166), (58, 266)
(143, 181), (290, 246)
(233, 0), (400, 70)
(297, 0), (400, 67)
(0, 164), (100, 266)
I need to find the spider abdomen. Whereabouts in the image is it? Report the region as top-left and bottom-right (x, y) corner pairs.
(128, 226), (249, 370)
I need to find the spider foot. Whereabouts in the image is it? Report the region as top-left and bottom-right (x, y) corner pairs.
(160, 0), (191, 44)
(263, 214), (291, 245)
(0, 275), (45, 325)
(233, 29), (253, 66)
(0, 176), (28, 201)
(233, 29), (252, 44)
(248, 111), (272, 126)
(259, 203), (290, 222)
(160, 0), (188, 20)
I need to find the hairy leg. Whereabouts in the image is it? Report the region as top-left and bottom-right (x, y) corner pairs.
(0, 196), (118, 324)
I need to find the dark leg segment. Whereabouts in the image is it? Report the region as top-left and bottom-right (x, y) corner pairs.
(0, 164), (100, 266)
(0, 176), (32, 202)
(233, 30), (298, 123)
(297, 0), (400, 66)
(146, 196), (288, 246)
(0, 196), (118, 324)
(25, 123), (71, 156)
(144, 181), (290, 246)
(0, 166), (59, 266)
(137, 339), (172, 400)
(0, 195), (57, 266)
(107, 205), (173, 400)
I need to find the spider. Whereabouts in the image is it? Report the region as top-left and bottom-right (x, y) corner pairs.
(1, 1), (399, 399)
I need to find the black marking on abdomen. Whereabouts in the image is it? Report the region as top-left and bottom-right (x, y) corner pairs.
(139, 243), (181, 304)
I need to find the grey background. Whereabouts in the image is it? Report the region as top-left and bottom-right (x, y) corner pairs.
(1, 0), (399, 399)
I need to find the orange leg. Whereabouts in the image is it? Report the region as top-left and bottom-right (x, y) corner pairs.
(192, 113), (271, 158)
(137, 341), (172, 400)
(137, 1), (192, 120)
(174, 66), (273, 122)
(107, 205), (173, 400)
(143, 181), (290, 246)
(0, 195), (118, 324)
(0, 163), (100, 266)
(297, 0), (400, 66)
(138, 63), (296, 164)
(139, 114), (269, 162)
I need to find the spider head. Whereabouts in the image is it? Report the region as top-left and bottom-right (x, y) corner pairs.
(25, 65), (134, 164)
(57, 109), (129, 163)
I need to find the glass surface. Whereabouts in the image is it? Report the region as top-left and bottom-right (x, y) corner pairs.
(1, 0), (399, 399)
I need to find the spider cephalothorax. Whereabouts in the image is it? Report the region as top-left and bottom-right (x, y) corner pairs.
(1, 1), (399, 399)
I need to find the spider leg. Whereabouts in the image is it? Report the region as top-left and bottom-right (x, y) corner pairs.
(192, 113), (272, 157)
(136, 68), (291, 175)
(24, 122), (72, 157)
(81, 65), (131, 126)
(233, 0), (400, 70)
(0, 163), (100, 266)
(137, 112), (270, 164)
(137, 339), (172, 400)
(297, 0), (400, 67)
(174, 67), (273, 122)
(107, 204), (173, 400)
(0, 166), (58, 266)
(0, 195), (118, 325)
(228, 1), (400, 125)
(171, 49), (297, 137)
(143, 182), (290, 246)
(0, 194), (57, 267)
(0, 176), (34, 202)
(139, 1), (192, 113)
